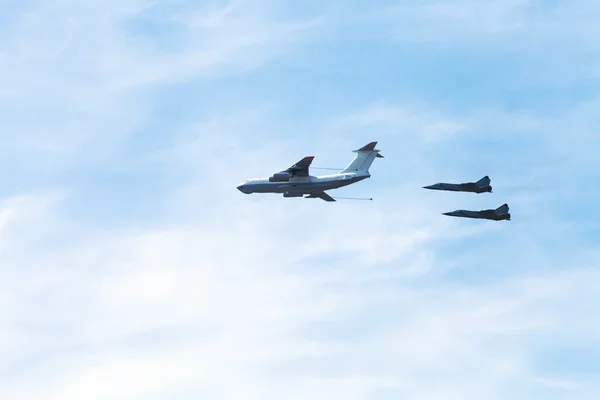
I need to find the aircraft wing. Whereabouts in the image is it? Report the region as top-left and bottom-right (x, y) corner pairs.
(287, 156), (314, 177)
(306, 192), (336, 202)
(269, 156), (315, 182)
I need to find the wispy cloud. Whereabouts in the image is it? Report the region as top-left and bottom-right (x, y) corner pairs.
(1, 190), (599, 399)
(1, 0), (599, 399)
(0, 0), (319, 174)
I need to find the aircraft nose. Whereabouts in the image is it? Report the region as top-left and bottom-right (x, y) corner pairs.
(237, 184), (249, 194)
(423, 183), (443, 190)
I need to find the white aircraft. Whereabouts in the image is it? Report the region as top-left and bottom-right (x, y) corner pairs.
(237, 142), (383, 202)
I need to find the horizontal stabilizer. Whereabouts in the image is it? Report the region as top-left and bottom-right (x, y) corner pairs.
(356, 142), (377, 152)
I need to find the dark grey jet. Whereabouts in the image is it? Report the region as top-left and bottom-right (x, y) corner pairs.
(423, 176), (492, 194)
(443, 204), (510, 221)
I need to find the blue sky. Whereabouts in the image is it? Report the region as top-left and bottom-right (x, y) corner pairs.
(1, 0), (599, 398)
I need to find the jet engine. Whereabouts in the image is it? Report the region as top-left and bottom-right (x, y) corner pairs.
(269, 171), (291, 182)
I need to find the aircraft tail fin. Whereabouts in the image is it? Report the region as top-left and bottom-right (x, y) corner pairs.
(475, 175), (492, 192)
(495, 203), (509, 215)
(341, 141), (384, 173)
(476, 175), (491, 187)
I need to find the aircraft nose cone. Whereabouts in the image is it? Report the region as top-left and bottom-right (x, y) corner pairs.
(237, 184), (249, 194)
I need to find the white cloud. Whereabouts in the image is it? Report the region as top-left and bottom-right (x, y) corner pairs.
(328, 103), (466, 144)
(1, 199), (598, 399)
(356, 0), (600, 47)
(0, 0), (319, 172)
(410, 0), (531, 35)
(1, 1), (599, 399)
(1, 132), (599, 397)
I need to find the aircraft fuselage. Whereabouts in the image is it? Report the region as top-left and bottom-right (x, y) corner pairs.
(423, 182), (492, 193)
(443, 209), (510, 221)
(237, 172), (369, 195)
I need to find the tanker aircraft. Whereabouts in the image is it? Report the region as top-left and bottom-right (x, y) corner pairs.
(237, 142), (383, 202)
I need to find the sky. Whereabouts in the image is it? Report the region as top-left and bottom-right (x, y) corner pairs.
(0, 0), (599, 399)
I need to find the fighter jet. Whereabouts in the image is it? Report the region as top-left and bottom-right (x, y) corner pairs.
(442, 203), (511, 221)
(237, 142), (383, 202)
(423, 176), (492, 194)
